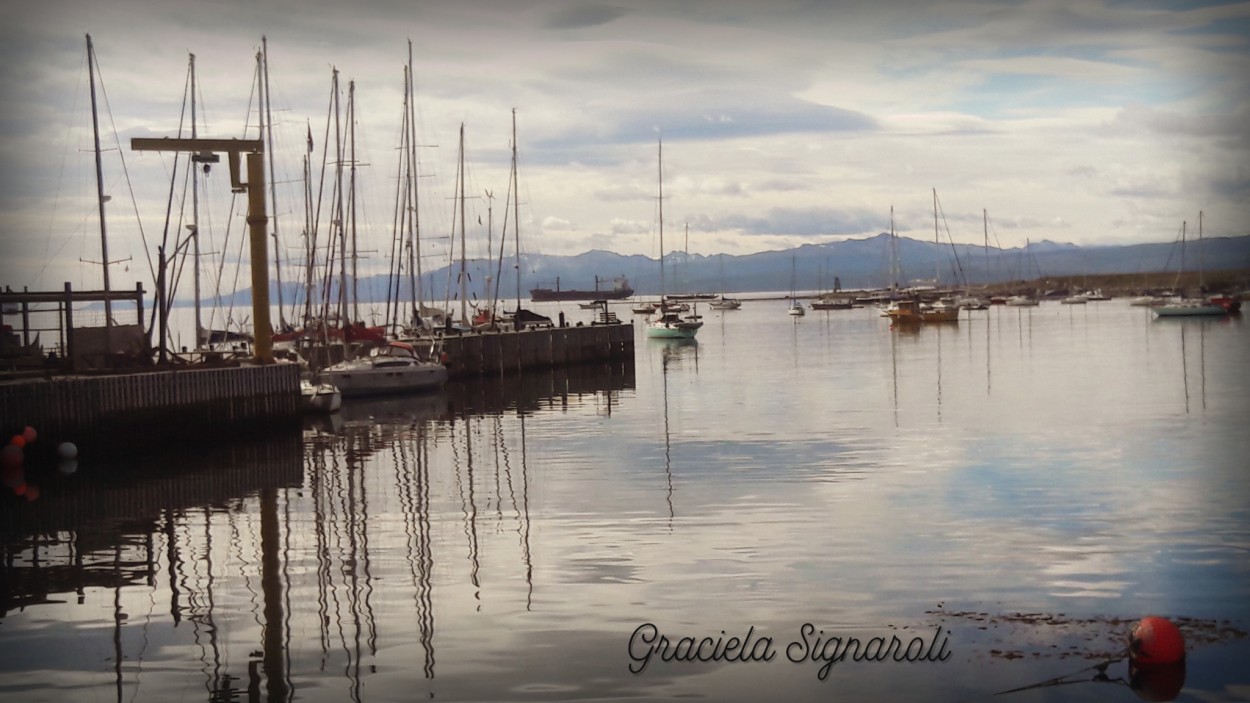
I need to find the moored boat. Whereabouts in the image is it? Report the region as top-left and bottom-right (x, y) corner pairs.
(645, 137), (701, 341)
(300, 378), (342, 413)
(1208, 295), (1242, 313)
(648, 305), (703, 338)
(884, 297), (960, 323)
(320, 340), (448, 397)
(810, 296), (853, 310)
(1152, 299), (1227, 318)
(665, 292), (717, 302)
(922, 299), (961, 322)
(1152, 214), (1232, 319)
(530, 275), (633, 302)
(1005, 295), (1039, 307)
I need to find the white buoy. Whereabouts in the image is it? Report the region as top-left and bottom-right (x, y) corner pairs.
(57, 441), (78, 460)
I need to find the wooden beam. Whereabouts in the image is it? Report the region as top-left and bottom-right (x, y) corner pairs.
(130, 137), (263, 153)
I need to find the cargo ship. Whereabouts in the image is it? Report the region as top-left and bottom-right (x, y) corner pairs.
(530, 275), (634, 302)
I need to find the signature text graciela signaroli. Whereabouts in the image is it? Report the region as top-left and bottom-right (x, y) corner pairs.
(627, 623), (952, 680)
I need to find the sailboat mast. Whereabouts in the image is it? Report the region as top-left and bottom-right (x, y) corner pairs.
(1179, 221), (1186, 292)
(458, 123), (468, 326)
(331, 68), (347, 342)
(1198, 210), (1204, 291)
(189, 52), (201, 345)
(685, 222), (693, 295)
(302, 147), (314, 328)
(348, 79), (360, 323)
(406, 41), (424, 324)
(983, 208), (988, 286)
(933, 188), (940, 288)
(512, 108), (521, 312)
(86, 34), (113, 328)
(484, 189), (493, 306)
(889, 205), (897, 293)
(658, 137), (665, 301)
(260, 37), (286, 329)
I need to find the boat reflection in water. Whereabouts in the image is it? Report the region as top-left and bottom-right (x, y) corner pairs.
(1, 361), (634, 703)
(1, 432), (304, 702)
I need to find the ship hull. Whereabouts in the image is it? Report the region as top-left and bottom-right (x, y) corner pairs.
(530, 287), (634, 302)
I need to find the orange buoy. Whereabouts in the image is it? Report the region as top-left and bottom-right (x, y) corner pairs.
(9, 434), (24, 449)
(1129, 616), (1185, 665)
(22, 426), (36, 444)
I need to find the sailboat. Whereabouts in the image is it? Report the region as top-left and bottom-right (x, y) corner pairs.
(882, 195), (960, 324)
(486, 109), (551, 330)
(709, 254), (741, 310)
(317, 80), (448, 396)
(810, 261), (851, 310)
(787, 256), (805, 316)
(646, 138), (702, 339)
(1154, 213), (1229, 318)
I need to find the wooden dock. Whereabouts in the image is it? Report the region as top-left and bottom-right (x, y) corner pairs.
(1, 323), (635, 453)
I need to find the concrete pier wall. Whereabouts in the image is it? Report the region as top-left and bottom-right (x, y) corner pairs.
(0, 364), (302, 451)
(0, 323), (635, 451)
(439, 323), (634, 379)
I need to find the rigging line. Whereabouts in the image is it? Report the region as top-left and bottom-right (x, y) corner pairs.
(155, 155), (192, 343)
(1160, 221), (1184, 284)
(147, 63), (193, 341)
(224, 67), (261, 332)
(40, 53), (90, 287)
(94, 52), (157, 287)
(386, 94), (408, 332)
(312, 77), (336, 325)
(200, 65), (258, 337)
(490, 145), (518, 312)
(167, 158), (194, 328)
(260, 40), (287, 329)
(934, 191), (967, 286)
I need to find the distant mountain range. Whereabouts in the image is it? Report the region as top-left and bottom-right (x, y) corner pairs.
(194, 231), (1250, 307)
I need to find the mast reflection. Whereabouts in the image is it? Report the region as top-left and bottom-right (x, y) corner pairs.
(1, 362), (633, 701)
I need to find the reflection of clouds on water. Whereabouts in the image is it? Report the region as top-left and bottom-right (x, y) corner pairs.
(3, 303), (1249, 701)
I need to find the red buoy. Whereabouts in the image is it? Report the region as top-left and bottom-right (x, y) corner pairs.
(22, 426), (37, 444)
(1129, 616), (1185, 665)
(0, 444), (21, 470)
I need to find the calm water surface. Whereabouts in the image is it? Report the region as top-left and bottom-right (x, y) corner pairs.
(3, 299), (1248, 702)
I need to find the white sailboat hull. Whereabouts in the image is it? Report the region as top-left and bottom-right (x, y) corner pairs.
(321, 359), (448, 397)
(301, 380), (342, 413)
(646, 323), (700, 339)
(1153, 303), (1227, 317)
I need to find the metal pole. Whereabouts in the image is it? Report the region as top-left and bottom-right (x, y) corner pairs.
(86, 35), (113, 345)
(247, 152), (273, 362)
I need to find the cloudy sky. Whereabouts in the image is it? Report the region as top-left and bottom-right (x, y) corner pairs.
(2, 0), (1248, 296)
